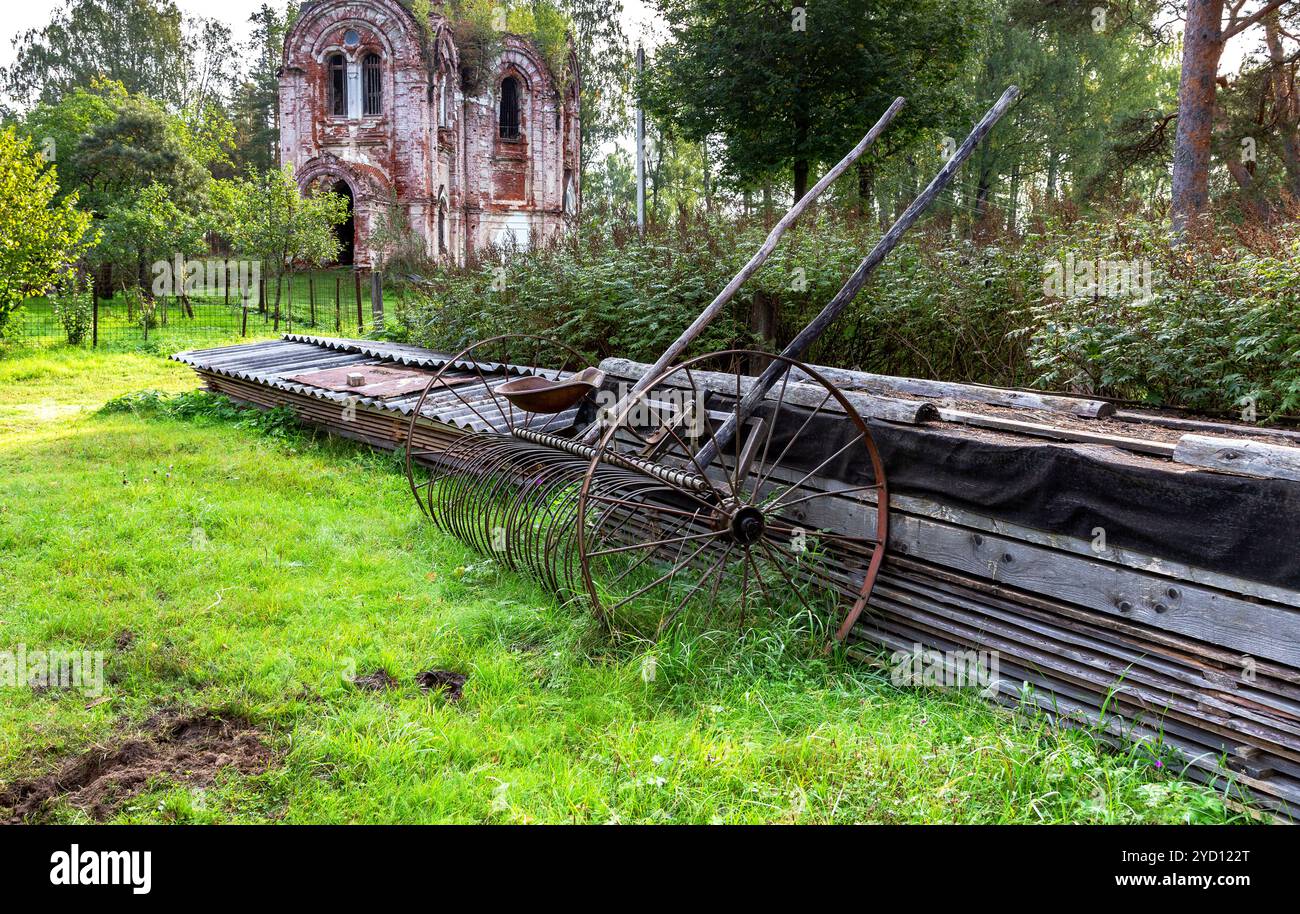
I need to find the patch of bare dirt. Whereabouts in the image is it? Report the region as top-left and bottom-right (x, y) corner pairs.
(416, 669), (467, 701)
(0, 711), (273, 824)
(350, 669), (399, 691)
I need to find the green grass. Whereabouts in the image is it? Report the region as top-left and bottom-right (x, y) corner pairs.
(0, 345), (1251, 823)
(7, 268), (380, 349)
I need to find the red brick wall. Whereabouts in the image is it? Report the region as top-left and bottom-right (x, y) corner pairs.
(280, 1), (580, 267)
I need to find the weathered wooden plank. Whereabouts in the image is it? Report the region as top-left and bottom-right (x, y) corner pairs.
(1173, 434), (1300, 482)
(797, 364), (1115, 418)
(887, 511), (1300, 668)
(599, 357), (937, 425)
(888, 491), (1300, 610)
(1116, 410), (1300, 443)
(936, 407), (1177, 456)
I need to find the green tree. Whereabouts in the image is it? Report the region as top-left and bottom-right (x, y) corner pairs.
(0, 127), (96, 338)
(20, 86), (214, 294)
(953, 0), (1176, 234)
(584, 148), (636, 220)
(13, 80), (124, 202)
(216, 166), (349, 313)
(230, 3), (298, 174)
(69, 94), (209, 217)
(644, 0), (990, 201)
(1, 0), (201, 108)
(558, 0), (631, 174)
(96, 181), (206, 304)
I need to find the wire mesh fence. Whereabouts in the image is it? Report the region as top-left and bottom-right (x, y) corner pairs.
(3, 266), (377, 350)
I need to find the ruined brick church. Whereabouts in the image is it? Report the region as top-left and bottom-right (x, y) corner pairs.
(279, 0), (581, 266)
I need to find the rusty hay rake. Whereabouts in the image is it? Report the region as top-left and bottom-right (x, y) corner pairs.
(404, 88), (1019, 639)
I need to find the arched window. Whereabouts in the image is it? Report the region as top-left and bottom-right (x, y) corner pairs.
(362, 53), (382, 116)
(499, 76), (521, 140)
(327, 53), (347, 116)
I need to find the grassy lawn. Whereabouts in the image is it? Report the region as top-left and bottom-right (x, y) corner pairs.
(0, 344), (1250, 823)
(8, 267), (378, 349)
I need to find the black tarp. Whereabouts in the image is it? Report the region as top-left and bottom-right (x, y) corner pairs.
(743, 395), (1300, 591)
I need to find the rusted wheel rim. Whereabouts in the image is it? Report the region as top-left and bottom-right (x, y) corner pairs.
(576, 349), (888, 642)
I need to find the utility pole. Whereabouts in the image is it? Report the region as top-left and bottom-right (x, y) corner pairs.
(635, 43), (646, 235)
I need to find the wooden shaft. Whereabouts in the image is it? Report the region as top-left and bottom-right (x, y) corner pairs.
(697, 86), (1020, 469)
(580, 97), (906, 444)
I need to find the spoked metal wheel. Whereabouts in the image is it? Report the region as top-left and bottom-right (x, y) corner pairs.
(576, 350), (888, 641)
(403, 335), (600, 592)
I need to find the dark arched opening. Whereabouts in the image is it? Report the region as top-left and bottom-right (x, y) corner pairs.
(327, 53), (347, 116)
(332, 180), (355, 265)
(499, 76), (520, 140)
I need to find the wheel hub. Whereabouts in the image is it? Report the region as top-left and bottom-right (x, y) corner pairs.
(728, 505), (767, 546)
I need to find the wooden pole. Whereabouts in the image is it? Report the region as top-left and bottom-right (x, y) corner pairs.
(355, 269), (363, 332)
(91, 287), (98, 348)
(582, 98), (906, 444)
(697, 86), (1021, 469)
(370, 269), (384, 330)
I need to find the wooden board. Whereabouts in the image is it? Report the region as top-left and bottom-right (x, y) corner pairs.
(1173, 434), (1300, 482)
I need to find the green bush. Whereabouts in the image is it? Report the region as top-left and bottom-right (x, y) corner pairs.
(50, 280), (93, 345)
(394, 213), (1300, 421)
(1026, 219), (1300, 418)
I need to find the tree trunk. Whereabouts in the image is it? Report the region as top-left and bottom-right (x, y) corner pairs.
(856, 161), (874, 218)
(93, 263), (113, 301)
(793, 159), (810, 203)
(701, 145), (714, 214)
(973, 168), (993, 239)
(1265, 13), (1300, 201)
(1226, 157), (1271, 221)
(1171, 0), (1225, 238)
(748, 291), (777, 373)
(1045, 148), (1059, 203)
(1006, 160), (1021, 235)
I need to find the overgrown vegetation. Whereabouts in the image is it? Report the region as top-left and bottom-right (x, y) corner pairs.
(392, 213), (1300, 419)
(0, 349), (1248, 822)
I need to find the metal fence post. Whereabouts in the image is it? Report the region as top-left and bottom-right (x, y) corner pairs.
(92, 288), (98, 348)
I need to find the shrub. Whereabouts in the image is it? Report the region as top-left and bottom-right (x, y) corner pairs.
(1026, 219), (1300, 418)
(394, 212), (1300, 421)
(50, 277), (93, 345)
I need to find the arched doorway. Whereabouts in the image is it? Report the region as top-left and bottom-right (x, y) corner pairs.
(332, 180), (355, 265)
